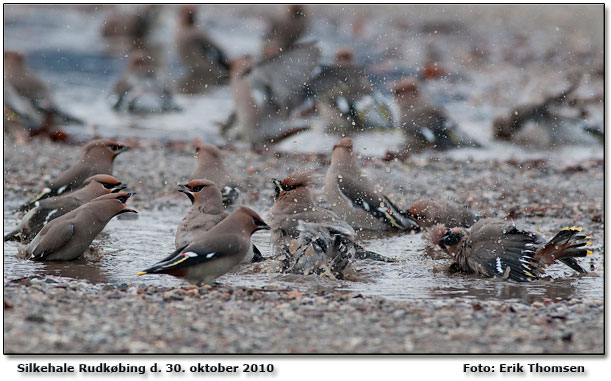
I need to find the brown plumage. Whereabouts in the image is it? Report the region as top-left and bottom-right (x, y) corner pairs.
(190, 141), (230, 188)
(435, 219), (592, 282)
(111, 50), (180, 113)
(307, 47), (375, 135)
(407, 198), (477, 228)
(226, 42), (320, 147)
(393, 77), (480, 152)
(324, 137), (419, 232)
(175, 5), (229, 93)
(492, 74), (586, 144)
(100, 4), (159, 49)
(138, 207), (270, 285)
(4, 51), (82, 126)
(262, 5), (308, 59)
(190, 141), (239, 206)
(269, 171), (355, 248)
(6, 175), (125, 243)
(175, 179), (227, 250)
(21, 192), (137, 261)
(19, 139), (130, 212)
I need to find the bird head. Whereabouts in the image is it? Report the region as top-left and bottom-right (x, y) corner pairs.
(236, 207), (271, 234)
(82, 139), (131, 162)
(178, 179), (222, 205)
(179, 5), (197, 27)
(85, 174), (127, 194)
(438, 228), (466, 252)
(392, 77), (420, 98)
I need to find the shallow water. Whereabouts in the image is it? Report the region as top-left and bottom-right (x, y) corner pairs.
(3, 5), (604, 304)
(4, 204), (603, 304)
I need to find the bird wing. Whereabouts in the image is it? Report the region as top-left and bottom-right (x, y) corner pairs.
(139, 235), (241, 275)
(186, 32), (230, 72)
(29, 222), (75, 260)
(304, 66), (372, 100)
(282, 209), (356, 239)
(246, 42), (321, 111)
(335, 174), (418, 230)
(468, 223), (541, 282)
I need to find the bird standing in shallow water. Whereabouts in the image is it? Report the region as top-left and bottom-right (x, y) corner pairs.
(20, 192), (137, 261)
(18, 139), (130, 212)
(138, 207), (270, 285)
(324, 137), (419, 232)
(6, 175), (126, 243)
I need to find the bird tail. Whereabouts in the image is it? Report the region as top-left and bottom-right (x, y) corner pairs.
(383, 197), (420, 231)
(4, 228), (23, 242)
(17, 190), (50, 212)
(137, 245), (189, 276)
(435, 124), (482, 150)
(534, 226), (592, 272)
(354, 243), (398, 262)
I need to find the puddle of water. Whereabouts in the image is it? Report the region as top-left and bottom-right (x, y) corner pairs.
(3, 5), (603, 305)
(4, 205), (602, 304)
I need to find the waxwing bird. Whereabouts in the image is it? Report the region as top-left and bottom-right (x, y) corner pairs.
(324, 137), (419, 232)
(175, 179), (228, 250)
(175, 5), (230, 93)
(190, 141), (239, 206)
(4, 81), (44, 131)
(111, 50), (181, 113)
(224, 42), (320, 147)
(137, 207), (270, 285)
(392, 77), (480, 152)
(18, 139), (130, 212)
(176, 179), (262, 263)
(20, 192), (137, 261)
(492, 73), (600, 146)
(261, 5), (308, 59)
(101, 4), (159, 47)
(303, 47), (393, 135)
(270, 172), (392, 267)
(5, 175), (125, 243)
(269, 171), (356, 247)
(406, 198), (478, 228)
(434, 219), (591, 282)
(4, 51), (83, 126)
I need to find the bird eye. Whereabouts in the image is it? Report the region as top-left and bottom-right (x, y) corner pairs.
(191, 185), (205, 192)
(102, 182), (117, 189)
(108, 145), (123, 151)
(439, 231), (463, 249)
(195, 147), (200, 153)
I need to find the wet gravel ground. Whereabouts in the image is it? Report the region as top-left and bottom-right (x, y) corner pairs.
(2, 137), (604, 354)
(3, 276), (604, 354)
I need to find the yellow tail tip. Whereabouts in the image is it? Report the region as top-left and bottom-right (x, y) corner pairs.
(136, 271), (147, 276)
(586, 250), (593, 256)
(562, 226), (583, 232)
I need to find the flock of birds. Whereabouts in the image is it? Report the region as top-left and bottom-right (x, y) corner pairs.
(4, 5), (599, 286)
(5, 136), (593, 285)
(4, 5), (603, 149)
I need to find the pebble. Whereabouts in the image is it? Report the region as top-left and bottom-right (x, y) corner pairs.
(3, 276), (603, 353)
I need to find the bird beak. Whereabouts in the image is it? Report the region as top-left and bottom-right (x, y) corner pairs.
(255, 220), (271, 232)
(114, 145), (131, 156)
(111, 183), (128, 193)
(177, 184), (195, 204)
